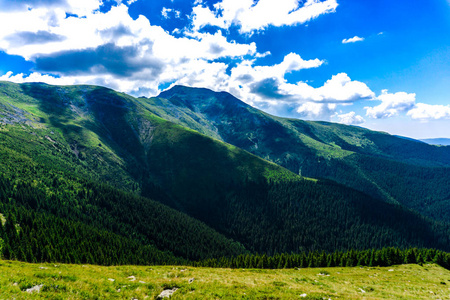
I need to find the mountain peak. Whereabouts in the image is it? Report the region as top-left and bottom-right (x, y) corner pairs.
(158, 85), (213, 98)
(158, 85), (251, 111)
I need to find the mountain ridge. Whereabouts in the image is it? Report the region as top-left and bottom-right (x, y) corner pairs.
(421, 138), (450, 146)
(148, 85), (450, 221)
(2, 81), (450, 262)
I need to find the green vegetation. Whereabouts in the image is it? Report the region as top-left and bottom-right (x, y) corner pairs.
(153, 85), (450, 222)
(198, 248), (450, 270)
(2, 81), (450, 264)
(1, 260), (450, 299)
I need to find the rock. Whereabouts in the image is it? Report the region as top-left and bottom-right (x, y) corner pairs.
(39, 267), (48, 269)
(108, 278), (115, 282)
(158, 288), (178, 299)
(388, 269), (394, 272)
(188, 278), (195, 284)
(26, 284), (44, 293)
(127, 275), (136, 281)
(300, 294), (307, 297)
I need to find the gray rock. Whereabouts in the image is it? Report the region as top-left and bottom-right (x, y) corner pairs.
(158, 288), (178, 298)
(26, 284), (44, 293)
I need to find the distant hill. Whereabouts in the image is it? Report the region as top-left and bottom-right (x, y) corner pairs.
(421, 138), (450, 146)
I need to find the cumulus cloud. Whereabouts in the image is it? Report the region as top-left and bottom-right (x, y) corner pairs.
(0, 2), (259, 95)
(296, 102), (337, 119)
(0, 0), (408, 124)
(191, 0), (338, 34)
(332, 111), (365, 125)
(407, 103), (450, 120)
(364, 90), (450, 122)
(365, 89), (416, 119)
(261, 73), (373, 118)
(313, 73), (374, 102)
(342, 36), (364, 44)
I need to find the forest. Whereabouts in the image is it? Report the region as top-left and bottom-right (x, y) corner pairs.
(1, 81), (450, 271)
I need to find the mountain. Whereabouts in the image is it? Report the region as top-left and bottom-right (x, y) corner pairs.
(421, 138), (450, 146)
(1, 81), (450, 263)
(144, 85), (450, 222)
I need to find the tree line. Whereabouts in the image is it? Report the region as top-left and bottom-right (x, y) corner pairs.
(196, 247), (450, 270)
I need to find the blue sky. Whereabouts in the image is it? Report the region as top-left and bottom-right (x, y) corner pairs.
(0, 0), (449, 138)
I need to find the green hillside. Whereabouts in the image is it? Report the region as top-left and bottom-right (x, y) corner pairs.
(1, 260), (450, 299)
(1, 81), (450, 262)
(150, 85), (450, 221)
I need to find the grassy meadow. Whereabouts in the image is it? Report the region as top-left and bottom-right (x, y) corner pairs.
(1, 260), (450, 299)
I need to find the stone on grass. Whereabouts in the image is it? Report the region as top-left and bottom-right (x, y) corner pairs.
(158, 287), (178, 299)
(26, 284), (44, 293)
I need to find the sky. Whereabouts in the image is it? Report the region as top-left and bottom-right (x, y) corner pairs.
(0, 0), (449, 139)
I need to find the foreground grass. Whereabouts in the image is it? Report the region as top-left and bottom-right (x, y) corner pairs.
(1, 260), (450, 299)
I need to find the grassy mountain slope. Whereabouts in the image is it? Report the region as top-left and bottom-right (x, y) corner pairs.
(0, 82), (249, 261)
(149, 85), (450, 221)
(1, 81), (450, 259)
(1, 261), (450, 299)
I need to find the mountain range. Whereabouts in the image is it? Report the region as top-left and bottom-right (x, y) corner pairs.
(421, 138), (450, 146)
(1, 81), (450, 264)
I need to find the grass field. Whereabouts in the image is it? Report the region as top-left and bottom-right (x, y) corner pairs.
(1, 260), (450, 299)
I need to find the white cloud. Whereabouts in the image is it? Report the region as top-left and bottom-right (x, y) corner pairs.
(332, 111), (365, 125)
(0, 2), (259, 96)
(313, 73), (374, 102)
(365, 89), (416, 119)
(0, 0), (397, 124)
(0, 71), (76, 85)
(191, 0), (338, 34)
(342, 36), (364, 44)
(0, 3), (257, 60)
(407, 103), (450, 120)
(296, 102), (337, 118)
(0, 0), (101, 16)
(162, 7), (181, 19)
(162, 7), (170, 19)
